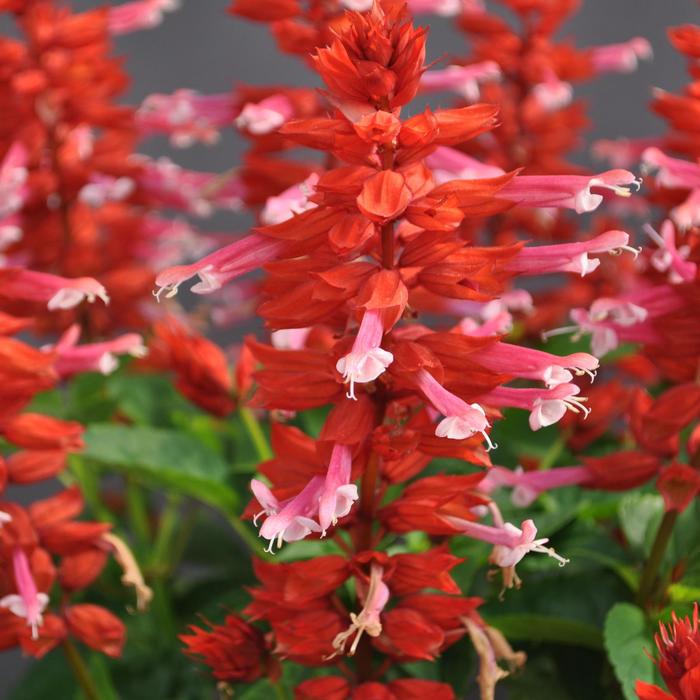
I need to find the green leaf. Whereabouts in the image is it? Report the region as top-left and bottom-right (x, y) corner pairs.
(618, 494), (664, 553)
(82, 424), (238, 515)
(488, 613), (603, 650)
(603, 603), (655, 700)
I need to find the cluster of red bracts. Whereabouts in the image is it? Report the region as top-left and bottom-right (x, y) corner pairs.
(172, 0), (665, 696)
(0, 309), (142, 659)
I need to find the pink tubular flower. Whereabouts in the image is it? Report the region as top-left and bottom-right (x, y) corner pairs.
(331, 563), (389, 657)
(592, 137), (662, 168)
(0, 548), (49, 640)
(642, 147), (700, 189)
(251, 477), (324, 554)
(507, 230), (640, 277)
(336, 309), (394, 401)
(420, 61), (501, 101)
(137, 90), (235, 147)
(107, 0), (179, 35)
(270, 327), (312, 350)
(530, 73), (573, 112)
(589, 38), (652, 74)
(154, 233), (286, 299)
(260, 173), (319, 226)
(671, 189), (700, 231)
(481, 384), (590, 431)
(0, 142), (28, 219)
(468, 342), (599, 388)
(480, 465), (591, 507)
(47, 324), (147, 378)
(426, 146), (505, 184)
(409, 0), (463, 15)
(0, 268), (109, 310)
(644, 221), (696, 283)
(415, 369), (496, 449)
(318, 443), (357, 535)
(441, 515), (568, 591)
(138, 157), (245, 217)
(542, 293), (672, 357)
(235, 95), (295, 135)
(500, 170), (642, 213)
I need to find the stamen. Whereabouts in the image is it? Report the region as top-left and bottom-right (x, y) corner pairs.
(541, 325), (579, 341)
(532, 544), (570, 567)
(643, 223), (665, 247)
(481, 431), (498, 452)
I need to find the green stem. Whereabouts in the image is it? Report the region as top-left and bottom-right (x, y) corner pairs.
(272, 680), (290, 700)
(68, 456), (115, 524)
(635, 509), (679, 607)
(240, 407), (273, 462)
(150, 494), (183, 573)
(538, 430), (570, 471)
(125, 478), (151, 549)
(63, 640), (100, 700)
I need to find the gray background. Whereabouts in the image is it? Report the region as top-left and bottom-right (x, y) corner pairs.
(2, 0), (698, 696)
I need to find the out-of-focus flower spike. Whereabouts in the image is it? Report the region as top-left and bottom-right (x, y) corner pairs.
(0, 142), (28, 219)
(137, 90), (236, 147)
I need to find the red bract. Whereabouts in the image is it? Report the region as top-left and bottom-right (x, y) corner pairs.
(636, 604), (700, 700)
(181, 614), (276, 682)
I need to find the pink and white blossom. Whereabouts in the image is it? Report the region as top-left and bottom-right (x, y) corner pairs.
(416, 369), (496, 449)
(500, 170), (642, 213)
(137, 90), (235, 147)
(260, 174), (319, 226)
(420, 62), (501, 101)
(235, 95), (295, 135)
(108, 0), (179, 35)
(46, 324), (147, 378)
(507, 230), (640, 277)
(154, 233), (286, 299)
(0, 268), (109, 310)
(336, 309), (393, 400)
(589, 38), (652, 74)
(0, 548), (49, 640)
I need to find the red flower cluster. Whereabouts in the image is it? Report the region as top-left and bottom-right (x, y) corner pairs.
(173, 1), (656, 696)
(636, 604), (700, 700)
(0, 309), (136, 658)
